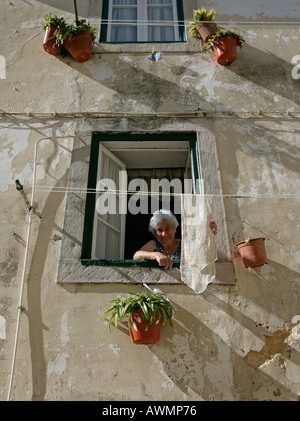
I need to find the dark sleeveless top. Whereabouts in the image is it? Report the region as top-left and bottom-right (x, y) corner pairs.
(153, 240), (181, 261)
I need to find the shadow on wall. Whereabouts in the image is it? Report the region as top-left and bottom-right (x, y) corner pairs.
(51, 41), (300, 112)
(229, 43), (300, 105)
(57, 258), (300, 401)
(214, 116), (300, 256)
(54, 55), (215, 113)
(149, 262), (300, 400)
(227, 196), (300, 260)
(24, 154), (71, 400)
(227, 120), (300, 179)
(36, 0), (90, 18)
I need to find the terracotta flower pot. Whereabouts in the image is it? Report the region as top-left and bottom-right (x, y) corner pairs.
(43, 25), (59, 55)
(213, 34), (238, 66)
(236, 238), (268, 268)
(195, 21), (218, 43)
(128, 310), (160, 344)
(63, 31), (93, 63)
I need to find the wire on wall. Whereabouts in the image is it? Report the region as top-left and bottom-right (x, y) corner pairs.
(98, 18), (300, 28)
(0, 111), (299, 119)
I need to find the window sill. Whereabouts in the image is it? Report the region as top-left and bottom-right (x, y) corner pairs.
(81, 259), (180, 268)
(91, 40), (202, 54)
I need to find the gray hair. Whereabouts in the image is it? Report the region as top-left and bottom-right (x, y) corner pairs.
(148, 209), (179, 235)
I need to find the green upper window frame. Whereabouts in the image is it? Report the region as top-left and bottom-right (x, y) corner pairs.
(81, 132), (200, 268)
(100, 0), (185, 43)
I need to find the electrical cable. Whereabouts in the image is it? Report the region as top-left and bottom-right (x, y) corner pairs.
(98, 18), (300, 27)
(26, 185), (300, 198)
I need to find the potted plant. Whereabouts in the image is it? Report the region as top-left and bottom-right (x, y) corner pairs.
(62, 21), (96, 63)
(236, 238), (268, 268)
(203, 29), (245, 66)
(42, 14), (68, 55)
(189, 7), (218, 43)
(104, 291), (175, 344)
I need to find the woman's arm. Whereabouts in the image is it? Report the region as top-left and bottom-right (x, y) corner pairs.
(209, 219), (218, 235)
(133, 240), (173, 269)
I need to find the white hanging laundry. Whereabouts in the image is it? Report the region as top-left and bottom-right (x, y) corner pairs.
(180, 194), (217, 293)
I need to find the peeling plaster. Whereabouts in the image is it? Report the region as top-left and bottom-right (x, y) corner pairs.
(204, 336), (234, 400)
(47, 352), (69, 377)
(247, 30), (257, 39)
(204, 0), (300, 19)
(244, 326), (293, 369)
(0, 315), (6, 339)
(152, 354), (175, 391)
(108, 343), (120, 357)
(0, 128), (30, 192)
(61, 312), (69, 346)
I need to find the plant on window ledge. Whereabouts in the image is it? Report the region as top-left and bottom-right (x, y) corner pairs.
(236, 238), (267, 268)
(42, 15), (68, 55)
(203, 29), (245, 66)
(42, 15), (96, 62)
(189, 7), (218, 43)
(104, 291), (175, 344)
(62, 22), (96, 63)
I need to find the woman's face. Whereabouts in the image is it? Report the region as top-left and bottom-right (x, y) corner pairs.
(154, 219), (176, 246)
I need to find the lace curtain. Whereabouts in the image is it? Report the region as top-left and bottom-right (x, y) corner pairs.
(109, 0), (177, 42)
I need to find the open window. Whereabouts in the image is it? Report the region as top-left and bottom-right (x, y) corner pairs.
(92, 144), (127, 260)
(81, 132), (201, 267)
(100, 0), (185, 43)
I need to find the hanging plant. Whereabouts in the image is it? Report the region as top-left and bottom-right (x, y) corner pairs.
(42, 14), (68, 55)
(62, 22), (97, 62)
(104, 291), (175, 344)
(203, 29), (245, 65)
(42, 15), (96, 62)
(62, 22), (96, 44)
(189, 7), (218, 43)
(236, 238), (268, 268)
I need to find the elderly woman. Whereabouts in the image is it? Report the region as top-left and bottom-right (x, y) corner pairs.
(133, 209), (217, 269)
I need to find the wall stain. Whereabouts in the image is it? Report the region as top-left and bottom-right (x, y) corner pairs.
(244, 326), (292, 369)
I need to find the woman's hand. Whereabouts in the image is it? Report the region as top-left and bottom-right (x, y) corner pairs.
(209, 219), (218, 235)
(154, 252), (173, 269)
(133, 243), (173, 269)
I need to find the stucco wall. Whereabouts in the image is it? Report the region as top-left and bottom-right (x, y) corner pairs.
(0, 0), (299, 401)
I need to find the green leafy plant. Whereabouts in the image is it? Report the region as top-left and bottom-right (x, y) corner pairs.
(63, 21), (97, 44)
(42, 15), (96, 50)
(104, 291), (175, 332)
(189, 7), (216, 38)
(203, 29), (245, 50)
(42, 14), (67, 30)
(42, 15), (68, 48)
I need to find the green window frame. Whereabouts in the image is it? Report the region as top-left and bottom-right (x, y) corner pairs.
(100, 0), (185, 43)
(80, 132), (200, 268)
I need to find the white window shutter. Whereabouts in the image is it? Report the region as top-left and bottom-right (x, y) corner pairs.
(92, 144), (127, 259)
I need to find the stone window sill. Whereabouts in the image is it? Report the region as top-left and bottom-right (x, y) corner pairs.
(81, 259), (181, 268)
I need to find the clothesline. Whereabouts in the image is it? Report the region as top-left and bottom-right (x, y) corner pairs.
(97, 18), (300, 27)
(100, 19), (186, 26)
(30, 185), (299, 198)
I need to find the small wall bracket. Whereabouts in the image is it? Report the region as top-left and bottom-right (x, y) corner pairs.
(15, 180), (32, 211)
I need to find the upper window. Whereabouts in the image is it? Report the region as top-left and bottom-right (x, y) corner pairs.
(100, 0), (185, 43)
